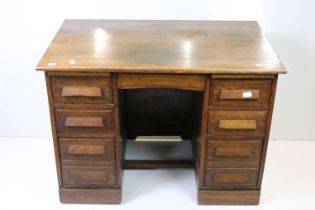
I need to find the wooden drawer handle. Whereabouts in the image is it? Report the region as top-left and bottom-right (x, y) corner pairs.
(67, 171), (106, 183)
(220, 90), (259, 100)
(215, 148), (252, 157)
(65, 117), (104, 127)
(62, 86), (102, 97)
(68, 145), (105, 155)
(218, 120), (257, 130)
(213, 173), (250, 184)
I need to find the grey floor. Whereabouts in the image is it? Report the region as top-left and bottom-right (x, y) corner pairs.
(125, 139), (193, 160)
(0, 138), (314, 210)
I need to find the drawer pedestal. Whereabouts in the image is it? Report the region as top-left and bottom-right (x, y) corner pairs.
(45, 73), (277, 205)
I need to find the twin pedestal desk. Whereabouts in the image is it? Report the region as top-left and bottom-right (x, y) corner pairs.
(37, 20), (286, 205)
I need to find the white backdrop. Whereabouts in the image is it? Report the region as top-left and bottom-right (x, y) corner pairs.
(0, 0), (314, 139)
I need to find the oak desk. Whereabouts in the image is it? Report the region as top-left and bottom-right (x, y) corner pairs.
(37, 20), (286, 205)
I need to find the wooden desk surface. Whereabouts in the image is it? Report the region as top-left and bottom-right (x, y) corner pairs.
(37, 20), (286, 74)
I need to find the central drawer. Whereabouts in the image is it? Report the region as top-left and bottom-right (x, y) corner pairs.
(117, 73), (206, 91)
(55, 109), (115, 137)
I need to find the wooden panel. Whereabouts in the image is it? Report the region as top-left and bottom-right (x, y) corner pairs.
(55, 109), (114, 137)
(198, 190), (260, 205)
(64, 117), (104, 127)
(204, 168), (258, 187)
(215, 148), (252, 157)
(124, 160), (194, 169)
(45, 73), (63, 187)
(117, 74), (205, 91)
(36, 20), (286, 74)
(220, 90), (260, 100)
(51, 76), (113, 105)
(68, 145), (104, 155)
(206, 140), (262, 168)
(62, 86), (102, 97)
(197, 77), (211, 189)
(59, 138), (115, 163)
(209, 79), (272, 109)
(207, 111), (268, 138)
(59, 188), (122, 204)
(218, 120), (257, 130)
(257, 75), (278, 188)
(62, 165), (116, 187)
(112, 73), (122, 189)
(212, 74), (275, 79)
(214, 173), (249, 183)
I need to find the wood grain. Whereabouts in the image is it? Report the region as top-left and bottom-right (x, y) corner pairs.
(51, 75), (113, 105)
(117, 73), (205, 90)
(45, 73), (63, 186)
(65, 117), (104, 127)
(209, 78), (272, 110)
(204, 168), (258, 187)
(55, 109), (115, 138)
(59, 188), (121, 204)
(215, 148), (252, 157)
(67, 145), (104, 155)
(206, 140), (262, 168)
(38, 21), (284, 205)
(207, 111), (267, 138)
(59, 138), (115, 163)
(197, 76), (211, 189)
(218, 120), (257, 130)
(36, 20), (286, 74)
(213, 173), (250, 184)
(62, 86), (102, 97)
(220, 90), (260, 100)
(124, 160), (194, 169)
(257, 75), (278, 187)
(62, 165), (116, 187)
(198, 190), (260, 205)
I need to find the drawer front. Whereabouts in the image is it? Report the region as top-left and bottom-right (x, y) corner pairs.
(62, 165), (116, 188)
(59, 138), (115, 163)
(207, 111), (267, 137)
(56, 109), (115, 137)
(51, 76), (113, 105)
(209, 79), (272, 108)
(204, 168), (258, 187)
(206, 140), (262, 168)
(117, 73), (206, 91)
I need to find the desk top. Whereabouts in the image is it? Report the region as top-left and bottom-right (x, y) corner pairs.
(37, 20), (286, 74)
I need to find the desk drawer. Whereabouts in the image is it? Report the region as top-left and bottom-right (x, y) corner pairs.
(51, 76), (113, 105)
(62, 165), (116, 188)
(207, 111), (267, 138)
(117, 73), (205, 91)
(56, 109), (115, 137)
(206, 140), (262, 168)
(59, 138), (115, 163)
(204, 168), (259, 188)
(209, 79), (272, 109)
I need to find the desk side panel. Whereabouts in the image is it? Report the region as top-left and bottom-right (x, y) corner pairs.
(45, 72), (63, 186)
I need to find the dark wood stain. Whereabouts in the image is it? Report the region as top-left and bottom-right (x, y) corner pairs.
(38, 20), (285, 205)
